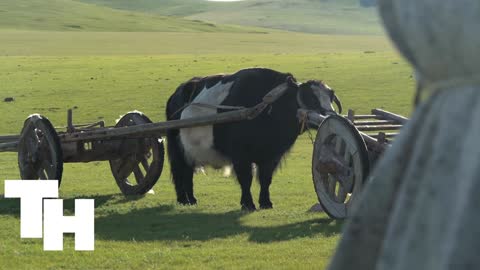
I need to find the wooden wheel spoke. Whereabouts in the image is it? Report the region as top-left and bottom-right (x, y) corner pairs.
(320, 173), (329, 192)
(114, 157), (137, 179)
(25, 134), (39, 159)
(334, 137), (343, 156)
(145, 149), (152, 160)
(38, 169), (48, 180)
(133, 163), (144, 184)
(343, 144), (351, 163)
(327, 174), (336, 199)
(346, 174), (355, 193)
(37, 132), (48, 148)
(336, 184), (348, 202)
(336, 171), (353, 192)
(23, 167), (36, 179)
(41, 159), (53, 172)
(141, 157), (150, 172)
(33, 128), (42, 141)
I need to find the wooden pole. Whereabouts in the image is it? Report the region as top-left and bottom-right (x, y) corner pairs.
(347, 109), (355, 122)
(59, 107), (258, 142)
(59, 83), (289, 143)
(0, 141), (18, 152)
(67, 109), (74, 133)
(356, 125), (403, 131)
(354, 120), (398, 125)
(372, 108), (408, 124)
(347, 115), (379, 120)
(0, 135), (20, 143)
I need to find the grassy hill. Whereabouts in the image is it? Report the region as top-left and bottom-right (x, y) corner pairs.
(0, 0), (264, 32)
(79, 0), (383, 35)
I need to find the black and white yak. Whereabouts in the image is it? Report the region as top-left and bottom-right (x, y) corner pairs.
(166, 68), (342, 210)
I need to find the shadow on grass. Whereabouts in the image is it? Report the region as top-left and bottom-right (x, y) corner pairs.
(0, 193), (119, 217)
(0, 194), (342, 243)
(95, 206), (342, 243)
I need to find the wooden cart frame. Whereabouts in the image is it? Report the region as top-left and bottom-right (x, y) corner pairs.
(0, 83), (289, 195)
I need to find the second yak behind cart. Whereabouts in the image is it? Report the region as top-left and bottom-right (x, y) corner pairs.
(166, 68), (342, 210)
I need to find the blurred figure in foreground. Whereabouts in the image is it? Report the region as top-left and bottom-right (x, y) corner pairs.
(328, 1), (480, 269)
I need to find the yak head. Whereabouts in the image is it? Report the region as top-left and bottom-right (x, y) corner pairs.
(296, 80), (342, 115)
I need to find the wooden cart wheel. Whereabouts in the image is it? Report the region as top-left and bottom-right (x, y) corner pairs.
(109, 112), (164, 195)
(312, 114), (370, 219)
(17, 114), (63, 183)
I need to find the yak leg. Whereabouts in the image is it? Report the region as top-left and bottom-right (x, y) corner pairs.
(183, 168), (197, 204)
(171, 160), (196, 205)
(233, 161), (256, 211)
(257, 159), (280, 209)
(167, 131), (197, 205)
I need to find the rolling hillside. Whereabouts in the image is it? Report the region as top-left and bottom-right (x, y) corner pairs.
(79, 0), (383, 35)
(0, 0), (265, 32)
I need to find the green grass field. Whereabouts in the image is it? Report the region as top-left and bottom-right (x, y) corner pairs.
(0, 1), (415, 268)
(0, 30), (392, 56)
(0, 30), (414, 269)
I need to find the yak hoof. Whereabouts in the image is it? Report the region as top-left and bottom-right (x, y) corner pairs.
(177, 193), (197, 205)
(188, 196), (197, 205)
(260, 202), (273, 209)
(241, 203), (257, 212)
(177, 199), (189, 205)
(177, 198), (197, 205)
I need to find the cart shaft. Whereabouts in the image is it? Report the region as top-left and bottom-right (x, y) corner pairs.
(0, 135), (20, 143)
(58, 106), (261, 143)
(57, 81), (290, 144)
(372, 108), (408, 124)
(0, 141), (18, 152)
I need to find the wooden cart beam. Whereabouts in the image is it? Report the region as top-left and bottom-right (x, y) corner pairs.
(347, 115), (380, 120)
(354, 120), (398, 125)
(372, 108), (409, 124)
(0, 141), (18, 152)
(59, 82), (289, 143)
(59, 106), (257, 142)
(356, 125), (403, 131)
(0, 135), (20, 143)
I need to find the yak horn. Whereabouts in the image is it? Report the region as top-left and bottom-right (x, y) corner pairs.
(333, 94), (343, 114)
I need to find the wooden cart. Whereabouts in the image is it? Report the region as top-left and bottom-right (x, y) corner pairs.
(0, 83), (289, 195)
(297, 108), (408, 219)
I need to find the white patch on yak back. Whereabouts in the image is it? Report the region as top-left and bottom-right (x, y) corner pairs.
(179, 81), (234, 168)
